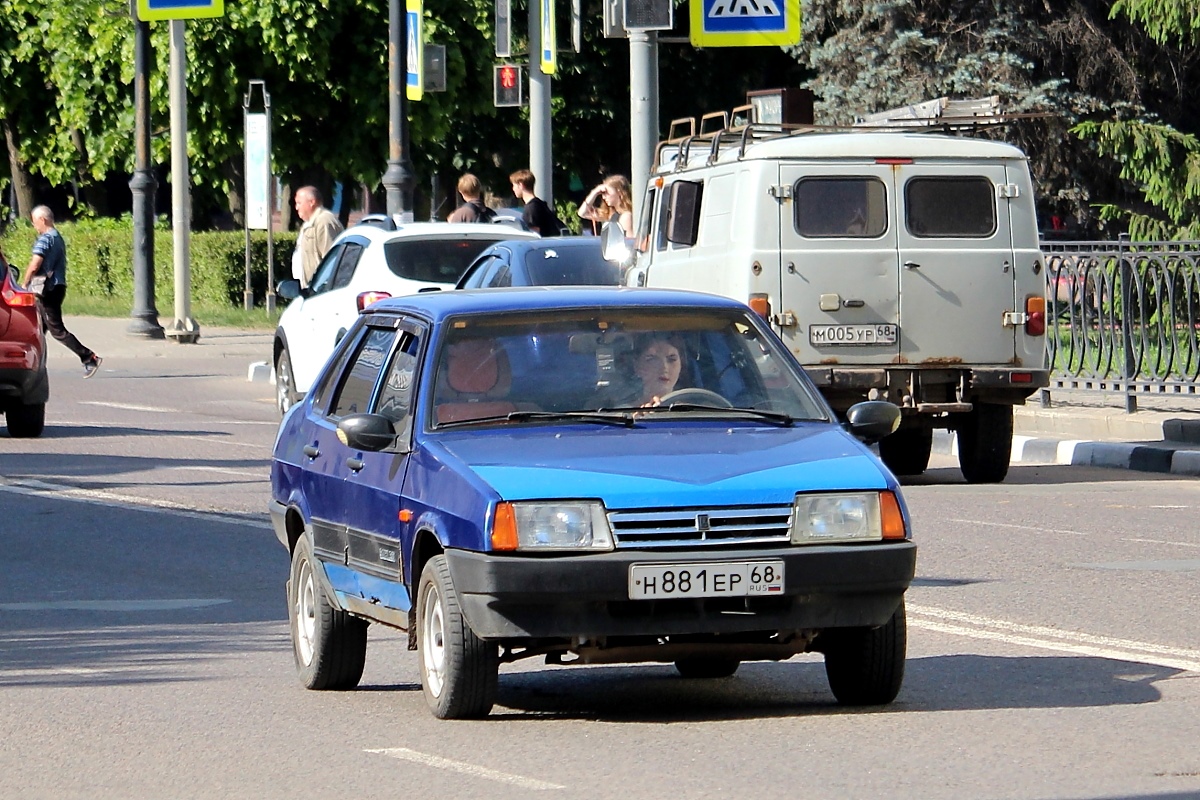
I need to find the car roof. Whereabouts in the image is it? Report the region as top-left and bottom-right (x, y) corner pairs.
(368, 286), (748, 323)
(338, 219), (540, 244)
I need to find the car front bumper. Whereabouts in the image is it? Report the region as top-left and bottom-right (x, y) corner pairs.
(445, 542), (916, 641)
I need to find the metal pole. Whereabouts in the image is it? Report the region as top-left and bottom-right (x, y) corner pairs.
(629, 31), (658, 223)
(128, 7), (163, 339)
(382, 0), (415, 219)
(528, 0), (553, 204)
(265, 92), (275, 314)
(166, 19), (199, 343)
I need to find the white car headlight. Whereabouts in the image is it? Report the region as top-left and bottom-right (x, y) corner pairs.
(492, 501), (614, 551)
(791, 493), (883, 544)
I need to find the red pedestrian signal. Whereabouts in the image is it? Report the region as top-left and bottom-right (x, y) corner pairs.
(494, 64), (523, 107)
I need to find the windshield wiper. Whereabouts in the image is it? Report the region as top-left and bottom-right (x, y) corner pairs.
(599, 404), (796, 426)
(437, 410), (635, 429)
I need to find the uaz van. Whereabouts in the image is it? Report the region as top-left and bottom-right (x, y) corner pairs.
(625, 123), (1049, 483)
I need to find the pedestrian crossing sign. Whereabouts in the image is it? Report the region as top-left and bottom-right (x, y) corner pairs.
(689, 0), (800, 47)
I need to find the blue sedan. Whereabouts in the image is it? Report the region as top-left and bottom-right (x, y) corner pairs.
(456, 236), (621, 289)
(269, 287), (915, 719)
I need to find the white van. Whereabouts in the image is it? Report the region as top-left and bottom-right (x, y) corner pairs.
(625, 125), (1049, 483)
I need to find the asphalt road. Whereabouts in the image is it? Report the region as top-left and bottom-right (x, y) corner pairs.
(1, 341), (1198, 800)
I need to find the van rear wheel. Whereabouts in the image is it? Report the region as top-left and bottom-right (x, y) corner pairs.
(957, 403), (1013, 483)
(878, 426), (932, 476)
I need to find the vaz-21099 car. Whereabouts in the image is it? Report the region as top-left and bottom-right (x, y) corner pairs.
(269, 287), (917, 719)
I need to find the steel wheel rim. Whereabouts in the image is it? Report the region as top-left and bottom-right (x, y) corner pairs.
(421, 584), (446, 698)
(295, 558), (317, 666)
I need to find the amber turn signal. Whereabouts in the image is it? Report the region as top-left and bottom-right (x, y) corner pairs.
(880, 491), (907, 540)
(748, 293), (771, 319)
(491, 502), (519, 551)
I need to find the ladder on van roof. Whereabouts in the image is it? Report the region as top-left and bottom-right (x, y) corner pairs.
(654, 96), (1043, 174)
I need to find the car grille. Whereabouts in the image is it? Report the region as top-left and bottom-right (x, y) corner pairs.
(607, 504), (794, 549)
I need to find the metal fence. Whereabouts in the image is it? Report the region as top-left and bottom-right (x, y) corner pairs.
(1042, 238), (1200, 412)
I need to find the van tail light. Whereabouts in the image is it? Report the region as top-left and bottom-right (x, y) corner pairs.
(748, 293), (771, 320)
(1, 283), (37, 307)
(356, 291), (391, 312)
(1025, 295), (1046, 336)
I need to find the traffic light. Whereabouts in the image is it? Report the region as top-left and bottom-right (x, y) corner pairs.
(494, 63), (523, 107)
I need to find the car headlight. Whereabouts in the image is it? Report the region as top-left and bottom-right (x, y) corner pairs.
(791, 492), (886, 544)
(491, 501), (614, 551)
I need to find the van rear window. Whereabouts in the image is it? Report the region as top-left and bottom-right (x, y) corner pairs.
(794, 178), (887, 238)
(905, 177), (996, 237)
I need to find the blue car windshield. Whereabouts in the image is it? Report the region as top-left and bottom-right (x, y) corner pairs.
(429, 307), (830, 427)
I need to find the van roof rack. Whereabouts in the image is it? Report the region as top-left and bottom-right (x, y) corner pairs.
(654, 97), (1048, 173)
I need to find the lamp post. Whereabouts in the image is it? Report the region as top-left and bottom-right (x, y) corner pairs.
(382, 0), (415, 218)
(128, 4), (164, 339)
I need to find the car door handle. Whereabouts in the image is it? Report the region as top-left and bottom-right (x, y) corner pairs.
(903, 261), (921, 269)
(345, 457), (364, 472)
(303, 445), (320, 458)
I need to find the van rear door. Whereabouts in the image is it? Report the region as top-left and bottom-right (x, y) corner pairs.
(778, 165), (900, 365)
(895, 164), (1016, 365)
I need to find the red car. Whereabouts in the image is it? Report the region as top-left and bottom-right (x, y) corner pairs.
(0, 257), (48, 437)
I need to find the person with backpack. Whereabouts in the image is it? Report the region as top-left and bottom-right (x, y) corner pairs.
(509, 168), (564, 235)
(447, 174), (497, 223)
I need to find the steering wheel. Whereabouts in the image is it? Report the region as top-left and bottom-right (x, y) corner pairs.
(657, 388), (733, 408)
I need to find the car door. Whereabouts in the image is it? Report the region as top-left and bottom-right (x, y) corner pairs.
(287, 239), (367, 392)
(894, 164), (1016, 365)
(779, 164), (900, 366)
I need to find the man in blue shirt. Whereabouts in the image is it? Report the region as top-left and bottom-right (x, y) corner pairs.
(21, 206), (102, 378)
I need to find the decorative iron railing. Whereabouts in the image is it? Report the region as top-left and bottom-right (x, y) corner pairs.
(1042, 238), (1200, 411)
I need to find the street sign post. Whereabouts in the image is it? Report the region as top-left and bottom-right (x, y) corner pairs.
(406, 0), (423, 101)
(136, 0), (223, 20)
(539, 0), (556, 75)
(688, 0), (800, 47)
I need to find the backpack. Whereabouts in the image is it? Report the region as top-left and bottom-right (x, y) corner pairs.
(470, 201), (497, 223)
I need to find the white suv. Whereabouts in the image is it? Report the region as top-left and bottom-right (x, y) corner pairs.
(273, 218), (538, 413)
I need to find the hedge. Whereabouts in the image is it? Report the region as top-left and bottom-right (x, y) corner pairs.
(0, 219), (297, 309)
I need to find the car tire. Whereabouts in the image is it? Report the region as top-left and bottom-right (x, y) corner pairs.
(877, 426), (933, 476)
(288, 536), (368, 690)
(956, 403), (1013, 484)
(5, 402), (46, 438)
(276, 346), (299, 415)
(674, 656), (740, 679)
(417, 555), (498, 719)
(821, 601), (906, 706)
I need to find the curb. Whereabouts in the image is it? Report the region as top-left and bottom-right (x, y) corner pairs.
(932, 431), (1200, 477)
(248, 361), (273, 384)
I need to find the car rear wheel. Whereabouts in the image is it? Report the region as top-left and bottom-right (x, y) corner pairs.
(5, 402), (45, 438)
(877, 426), (933, 476)
(674, 656), (741, 679)
(956, 403), (1013, 484)
(288, 536), (368, 690)
(821, 601), (906, 706)
(418, 555), (498, 719)
(276, 346), (299, 415)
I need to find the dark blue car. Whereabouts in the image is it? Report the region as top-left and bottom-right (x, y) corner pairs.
(456, 236), (621, 289)
(269, 287), (915, 719)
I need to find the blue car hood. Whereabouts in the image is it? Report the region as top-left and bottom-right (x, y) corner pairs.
(431, 423), (891, 509)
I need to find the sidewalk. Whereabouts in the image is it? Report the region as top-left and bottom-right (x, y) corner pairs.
(53, 315), (1200, 477)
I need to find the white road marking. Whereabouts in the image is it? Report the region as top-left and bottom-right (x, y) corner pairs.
(159, 465), (267, 479)
(0, 599), (231, 612)
(1123, 537), (1200, 548)
(365, 747), (565, 790)
(0, 478), (271, 530)
(79, 401), (171, 413)
(944, 518), (1089, 536)
(909, 603), (1200, 673)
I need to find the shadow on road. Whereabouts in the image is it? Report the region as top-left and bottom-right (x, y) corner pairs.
(905, 464), (1192, 486)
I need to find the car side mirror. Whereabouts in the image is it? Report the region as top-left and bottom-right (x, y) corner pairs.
(600, 221), (634, 268)
(337, 413), (396, 452)
(277, 279), (303, 301)
(844, 401), (901, 445)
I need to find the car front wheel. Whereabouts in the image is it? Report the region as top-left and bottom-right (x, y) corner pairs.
(276, 346), (299, 415)
(5, 402), (46, 438)
(288, 536), (367, 690)
(821, 601), (906, 706)
(418, 555), (498, 719)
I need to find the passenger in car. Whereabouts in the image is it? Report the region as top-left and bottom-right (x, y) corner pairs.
(434, 338), (518, 424)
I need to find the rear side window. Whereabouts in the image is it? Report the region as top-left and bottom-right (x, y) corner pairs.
(384, 239), (503, 284)
(906, 177), (996, 237)
(329, 328), (396, 418)
(794, 178), (887, 238)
